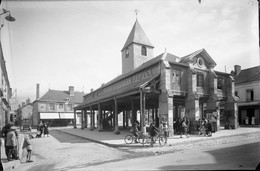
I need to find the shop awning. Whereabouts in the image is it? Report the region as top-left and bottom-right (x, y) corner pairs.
(59, 113), (74, 119)
(40, 113), (59, 119)
(40, 112), (74, 119)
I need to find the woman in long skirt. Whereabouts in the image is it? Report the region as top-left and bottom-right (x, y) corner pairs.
(43, 123), (49, 137)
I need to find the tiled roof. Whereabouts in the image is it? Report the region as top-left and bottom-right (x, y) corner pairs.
(89, 52), (182, 95)
(121, 20), (154, 51)
(39, 89), (84, 103)
(235, 65), (260, 84)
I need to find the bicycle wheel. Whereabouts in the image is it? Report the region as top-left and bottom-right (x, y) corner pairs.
(124, 135), (133, 144)
(159, 136), (166, 146)
(138, 135), (147, 144)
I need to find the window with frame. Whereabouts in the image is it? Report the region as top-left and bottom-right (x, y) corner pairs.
(172, 70), (182, 85)
(246, 89), (254, 101)
(67, 104), (73, 111)
(49, 103), (55, 111)
(197, 73), (204, 87)
(141, 46), (147, 56)
(217, 77), (224, 90)
(58, 104), (64, 111)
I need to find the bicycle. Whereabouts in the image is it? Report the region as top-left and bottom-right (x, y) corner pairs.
(145, 130), (167, 146)
(124, 131), (147, 144)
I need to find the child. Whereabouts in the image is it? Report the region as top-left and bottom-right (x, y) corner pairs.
(22, 134), (33, 163)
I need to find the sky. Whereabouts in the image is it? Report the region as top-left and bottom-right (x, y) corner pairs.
(0, 0), (259, 104)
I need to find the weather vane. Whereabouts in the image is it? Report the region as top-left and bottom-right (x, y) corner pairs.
(134, 9), (140, 19)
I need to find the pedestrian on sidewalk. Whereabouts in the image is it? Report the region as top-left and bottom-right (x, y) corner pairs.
(22, 134), (33, 163)
(162, 121), (169, 143)
(2, 123), (12, 158)
(6, 127), (19, 161)
(180, 117), (189, 138)
(36, 122), (43, 138)
(205, 119), (213, 137)
(211, 112), (218, 133)
(149, 121), (159, 147)
(43, 122), (49, 137)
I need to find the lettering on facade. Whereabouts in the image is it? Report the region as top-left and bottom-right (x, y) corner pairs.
(85, 65), (159, 101)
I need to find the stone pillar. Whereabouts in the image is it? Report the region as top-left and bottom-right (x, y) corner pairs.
(225, 76), (239, 129)
(73, 109), (77, 128)
(114, 98), (120, 134)
(158, 60), (174, 137)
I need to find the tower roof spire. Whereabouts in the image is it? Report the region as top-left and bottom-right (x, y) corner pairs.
(121, 20), (154, 51)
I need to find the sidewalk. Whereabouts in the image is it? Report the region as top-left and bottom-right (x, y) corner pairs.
(53, 127), (260, 148)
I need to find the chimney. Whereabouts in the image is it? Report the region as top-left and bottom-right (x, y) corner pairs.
(234, 65), (241, 76)
(36, 83), (40, 100)
(90, 88), (94, 92)
(26, 98), (30, 104)
(69, 86), (74, 96)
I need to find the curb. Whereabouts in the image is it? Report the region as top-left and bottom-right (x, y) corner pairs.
(55, 129), (260, 149)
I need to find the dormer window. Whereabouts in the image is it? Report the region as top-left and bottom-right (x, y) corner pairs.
(217, 78), (224, 90)
(141, 46), (147, 56)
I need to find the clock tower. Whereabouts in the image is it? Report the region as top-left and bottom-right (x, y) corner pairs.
(121, 20), (154, 75)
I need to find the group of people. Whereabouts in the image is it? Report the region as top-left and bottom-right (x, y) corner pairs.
(36, 121), (49, 138)
(197, 118), (215, 137)
(1, 123), (19, 162)
(1, 122), (33, 164)
(174, 116), (190, 136)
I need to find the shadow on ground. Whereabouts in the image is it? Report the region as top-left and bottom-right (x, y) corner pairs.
(159, 142), (260, 170)
(49, 130), (92, 144)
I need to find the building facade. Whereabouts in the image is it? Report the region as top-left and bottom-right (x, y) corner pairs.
(17, 102), (33, 121)
(75, 20), (238, 135)
(0, 2), (14, 129)
(32, 85), (84, 127)
(0, 43), (12, 128)
(234, 65), (260, 126)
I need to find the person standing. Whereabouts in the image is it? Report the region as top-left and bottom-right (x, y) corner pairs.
(22, 134), (33, 162)
(37, 122), (43, 138)
(149, 121), (159, 147)
(162, 121), (169, 144)
(2, 123), (11, 158)
(211, 113), (218, 133)
(180, 117), (189, 138)
(6, 127), (18, 161)
(43, 123), (49, 137)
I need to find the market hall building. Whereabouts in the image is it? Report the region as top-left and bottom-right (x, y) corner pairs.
(74, 20), (238, 136)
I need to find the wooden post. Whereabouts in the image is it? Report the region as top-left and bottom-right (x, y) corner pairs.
(84, 109), (88, 128)
(73, 109), (77, 128)
(81, 109), (84, 129)
(114, 98), (120, 134)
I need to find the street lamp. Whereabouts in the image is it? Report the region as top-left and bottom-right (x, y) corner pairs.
(0, 9), (15, 22)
